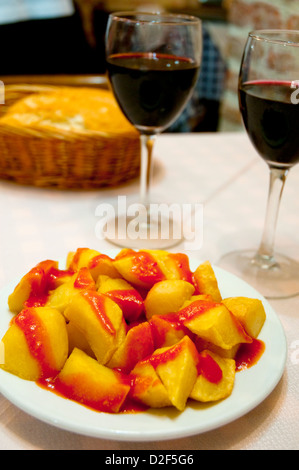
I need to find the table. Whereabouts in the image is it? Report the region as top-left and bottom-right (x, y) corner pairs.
(0, 132), (298, 450)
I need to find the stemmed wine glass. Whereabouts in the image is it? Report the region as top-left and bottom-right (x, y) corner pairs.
(218, 30), (299, 298)
(104, 11), (202, 249)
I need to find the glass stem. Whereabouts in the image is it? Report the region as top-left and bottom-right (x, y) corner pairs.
(255, 166), (289, 268)
(139, 134), (156, 208)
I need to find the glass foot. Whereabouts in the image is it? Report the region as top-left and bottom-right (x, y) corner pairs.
(217, 249), (299, 299)
(103, 209), (183, 250)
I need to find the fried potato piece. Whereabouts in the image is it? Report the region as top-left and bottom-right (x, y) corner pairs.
(222, 297), (266, 338)
(193, 261), (222, 302)
(97, 276), (144, 322)
(107, 322), (154, 374)
(64, 290), (126, 364)
(130, 360), (172, 408)
(8, 260), (59, 313)
(46, 267), (96, 314)
(183, 300), (252, 350)
(113, 250), (165, 289)
(66, 320), (95, 358)
(67, 248), (119, 281)
(190, 350), (236, 402)
(149, 336), (199, 411)
(55, 348), (130, 413)
(144, 279), (195, 320)
(1, 306), (68, 380)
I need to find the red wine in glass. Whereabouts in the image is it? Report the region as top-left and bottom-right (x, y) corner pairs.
(218, 29), (299, 298)
(239, 80), (299, 167)
(105, 12), (202, 249)
(106, 52), (199, 133)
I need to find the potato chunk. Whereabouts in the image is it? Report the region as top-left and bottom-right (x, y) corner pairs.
(67, 247), (119, 281)
(113, 250), (165, 289)
(113, 249), (194, 290)
(64, 290), (126, 364)
(130, 360), (172, 408)
(0, 322), (40, 380)
(222, 297), (266, 338)
(66, 321), (95, 358)
(148, 336), (199, 411)
(97, 276), (144, 322)
(183, 300), (252, 350)
(149, 314), (188, 349)
(144, 279), (195, 320)
(8, 260), (59, 313)
(0, 306), (68, 380)
(54, 348), (130, 413)
(46, 267), (96, 313)
(143, 250), (193, 282)
(194, 336), (240, 359)
(107, 322), (154, 373)
(190, 350), (236, 402)
(193, 261), (222, 302)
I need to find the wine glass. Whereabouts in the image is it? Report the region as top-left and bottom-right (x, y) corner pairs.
(104, 11), (202, 249)
(218, 30), (299, 299)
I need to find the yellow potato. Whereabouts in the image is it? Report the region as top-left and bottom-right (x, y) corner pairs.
(113, 250), (165, 289)
(143, 250), (181, 280)
(46, 267), (96, 313)
(149, 314), (187, 349)
(222, 297), (266, 338)
(193, 261), (222, 302)
(66, 321), (95, 358)
(55, 348), (130, 413)
(67, 248), (101, 270)
(113, 250), (193, 289)
(130, 360), (172, 408)
(194, 336), (240, 359)
(64, 290), (126, 364)
(181, 294), (214, 308)
(183, 301), (252, 350)
(144, 279), (195, 320)
(0, 322), (41, 380)
(67, 247), (120, 281)
(190, 350), (236, 402)
(8, 260), (58, 313)
(107, 321), (154, 373)
(149, 336), (199, 411)
(97, 276), (144, 322)
(1, 306), (68, 380)
(144, 250), (194, 284)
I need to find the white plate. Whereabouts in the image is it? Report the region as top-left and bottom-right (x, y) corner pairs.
(0, 257), (287, 441)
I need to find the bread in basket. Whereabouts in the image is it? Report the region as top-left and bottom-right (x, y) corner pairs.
(0, 85), (140, 188)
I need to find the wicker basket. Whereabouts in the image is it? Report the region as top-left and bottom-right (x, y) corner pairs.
(0, 84), (140, 189)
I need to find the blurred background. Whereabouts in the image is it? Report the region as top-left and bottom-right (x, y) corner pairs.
(0, 0), (298, 133)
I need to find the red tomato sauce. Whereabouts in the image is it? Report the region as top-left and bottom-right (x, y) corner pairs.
(104, 289), (144, 321)
(235, 338), (265, 371)
(197, 352), (223, 384)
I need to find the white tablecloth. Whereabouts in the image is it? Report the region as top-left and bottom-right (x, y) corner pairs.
(0, 132), (298, 450)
